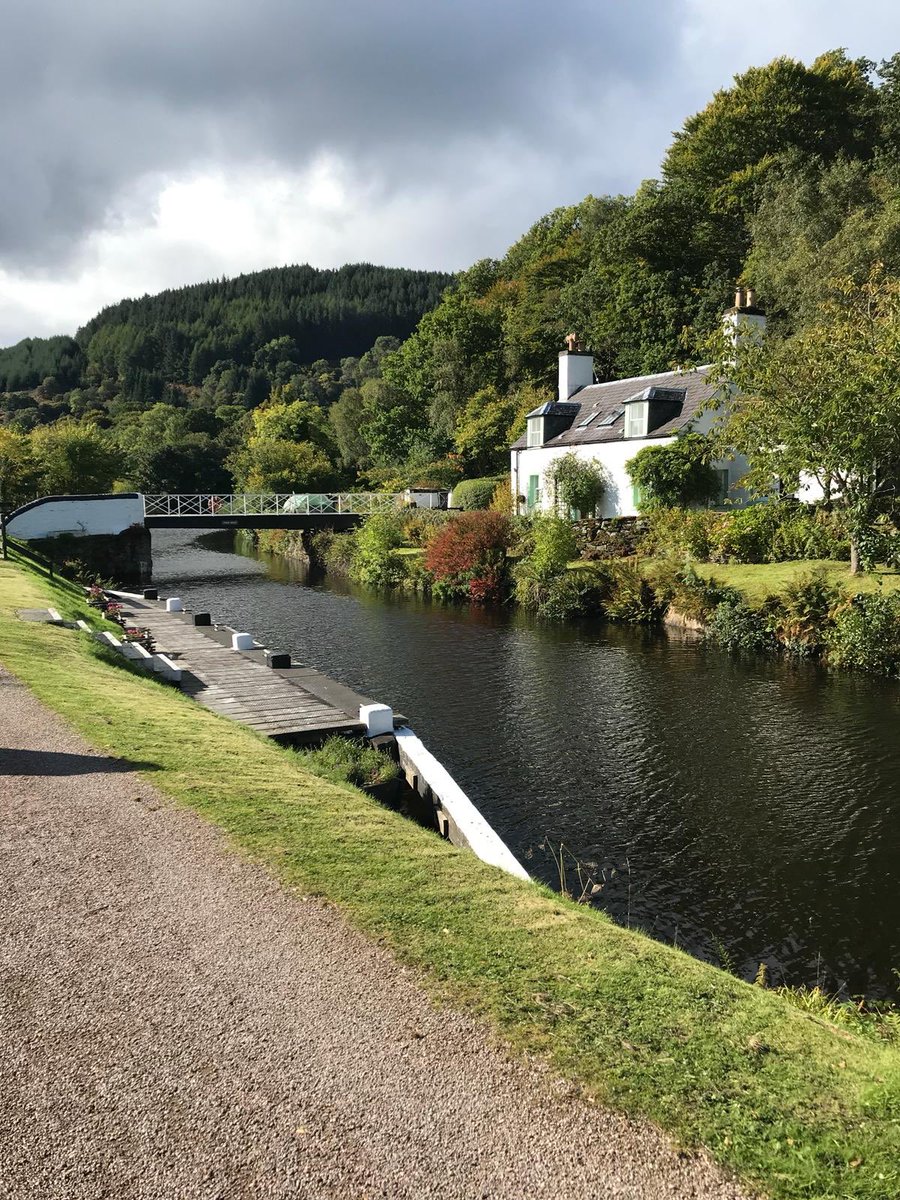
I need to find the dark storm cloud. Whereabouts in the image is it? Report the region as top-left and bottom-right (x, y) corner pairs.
(0, 0), (682, 268)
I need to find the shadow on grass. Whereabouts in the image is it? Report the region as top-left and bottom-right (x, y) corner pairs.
(0, 747), (160, 776)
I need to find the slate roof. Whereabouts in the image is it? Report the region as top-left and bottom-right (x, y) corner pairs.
(511, 366), (717, 450)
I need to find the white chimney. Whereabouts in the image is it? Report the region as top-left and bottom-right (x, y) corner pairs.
(723, 288), (766, 349)
(558, 349), (594, 401)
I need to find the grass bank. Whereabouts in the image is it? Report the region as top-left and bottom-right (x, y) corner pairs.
(3, 551), (899, 1199)
(691, 560), (900, 606)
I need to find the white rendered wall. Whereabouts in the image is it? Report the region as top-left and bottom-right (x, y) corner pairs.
(511, 436), (752, 517)
(6, 496), (145, 540)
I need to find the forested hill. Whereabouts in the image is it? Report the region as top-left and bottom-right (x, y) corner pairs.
(0, 262), (453, 396)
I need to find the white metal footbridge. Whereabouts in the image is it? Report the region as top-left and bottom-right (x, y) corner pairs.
(3, 490), (444, 541)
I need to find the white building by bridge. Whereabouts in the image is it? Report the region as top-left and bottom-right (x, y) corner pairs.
(510, 292), (766, 517)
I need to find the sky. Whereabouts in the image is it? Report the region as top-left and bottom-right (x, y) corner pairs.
(2, 0), (900, 347)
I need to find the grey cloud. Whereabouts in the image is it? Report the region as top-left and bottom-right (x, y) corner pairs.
(0, 0), (684, 269)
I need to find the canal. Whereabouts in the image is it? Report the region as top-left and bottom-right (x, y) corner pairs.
(152, 527), (900, 999)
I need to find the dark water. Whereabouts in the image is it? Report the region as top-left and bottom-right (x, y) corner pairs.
(152, 528), (900, 998)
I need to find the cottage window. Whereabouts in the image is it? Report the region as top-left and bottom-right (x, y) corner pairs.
(624, 401), (648, 438)
(526, 417), (544, 448)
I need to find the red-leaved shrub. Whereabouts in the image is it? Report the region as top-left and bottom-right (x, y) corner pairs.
(424, 511), (512, 603)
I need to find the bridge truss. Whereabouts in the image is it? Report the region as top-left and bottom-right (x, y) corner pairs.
(142, 493), (406, 519)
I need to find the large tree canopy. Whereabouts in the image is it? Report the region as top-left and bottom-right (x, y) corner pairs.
(718, 269), (900, 572)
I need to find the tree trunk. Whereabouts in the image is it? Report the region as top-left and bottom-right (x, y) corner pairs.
(850, 534), (861, 576)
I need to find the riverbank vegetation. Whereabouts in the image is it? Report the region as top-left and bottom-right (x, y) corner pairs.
(2, 550), (900, 1199)
(250, 499), (900, 677)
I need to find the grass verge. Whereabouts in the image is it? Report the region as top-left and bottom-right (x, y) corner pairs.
(690, 560), (900, 606)
(2, 550), (899, 1199)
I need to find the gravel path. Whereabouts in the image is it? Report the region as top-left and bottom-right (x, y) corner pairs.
(0, 668), (751, 1199)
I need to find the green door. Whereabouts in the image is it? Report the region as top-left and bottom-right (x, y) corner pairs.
(527, 475), (539, 511)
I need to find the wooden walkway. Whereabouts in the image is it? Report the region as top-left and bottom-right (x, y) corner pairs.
(116, 596), (400, 743)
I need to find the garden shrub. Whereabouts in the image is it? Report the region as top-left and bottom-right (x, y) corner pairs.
(316, 529), (356, 575)
(642, 504), (850, 564)
(640, 508), (728, 561)
(626, 433), (719, 509)
(651, 562), (741, 622)
(602, 561), (664, 624)
(537, 570), (610, 621)
(705, 600), (776, 654)
(544, 453), (607, 516)
(452, 476), (505, 511)
(424, 511), (512, 603)
(825, 592), (900, 675)
(714, 505), (783, 563)
(399, 508), (453, 547)
(769, 569), (845, 657)
(513, 515), (579, 610)
(351, 512), (406, 588)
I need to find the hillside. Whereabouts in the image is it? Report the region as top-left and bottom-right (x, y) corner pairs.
(0, 262), (453, 407)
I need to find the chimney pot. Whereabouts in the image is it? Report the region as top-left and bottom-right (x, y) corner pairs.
(745, 287), (756, 308)
(735, 286), (745, 309)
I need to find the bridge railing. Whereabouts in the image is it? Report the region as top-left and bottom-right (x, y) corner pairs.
(142, 493), (407, 518)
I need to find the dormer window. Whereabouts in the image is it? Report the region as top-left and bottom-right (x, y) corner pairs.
(526, 417), (544, 448)
(624, 401), (648, 438)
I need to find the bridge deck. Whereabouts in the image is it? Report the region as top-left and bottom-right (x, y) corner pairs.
(115, 596), (402, 744)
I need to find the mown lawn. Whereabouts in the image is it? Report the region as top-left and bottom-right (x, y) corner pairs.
(2, 550), (900, 1200)
(691, 560), (900, 606)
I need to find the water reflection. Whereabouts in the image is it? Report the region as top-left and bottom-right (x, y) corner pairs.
(151, 528), (900, 997)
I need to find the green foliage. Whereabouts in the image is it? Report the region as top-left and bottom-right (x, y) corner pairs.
(626, 434), (719, 510)
(398, 508), (453, 547)
(770, 569), (846, 657)
(642, 505), (849, 564)
(601, 561), (663, 624)
(227, 438), (338, 493)
(513, 515), (580, 610)
(651, 562), (742, 622)
(351, 513), (407, 589)
(0, 335), (84, 392)
(705, 600), (776, 655)
(294, 736), (400, 789)
(718, 267), (900, 571)
(452, 476), (505, 511)
(453, 384), (544, 477)
(535, 570), (609, 621)
(641, 508), (729, 561)
(0, 427), (37, 506)
(825, 592), (900, 675)
(30, 420), (118, 494)
(544, 453), (607, 517)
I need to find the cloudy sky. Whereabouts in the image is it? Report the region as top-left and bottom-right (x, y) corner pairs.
(2, 0), (900, 346)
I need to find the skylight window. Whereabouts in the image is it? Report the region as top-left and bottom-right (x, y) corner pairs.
(576, 411), (599, 429)
(598, 407), (625, 427)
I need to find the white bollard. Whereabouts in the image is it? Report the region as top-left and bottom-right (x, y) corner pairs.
(231, 632), (254, 651)
(359, 703), (394, 736)
(165, 597), (184, 612)
(152, 653), (182, 682)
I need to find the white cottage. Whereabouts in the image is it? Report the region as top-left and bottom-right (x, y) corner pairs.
(510, 292), (765, 517)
